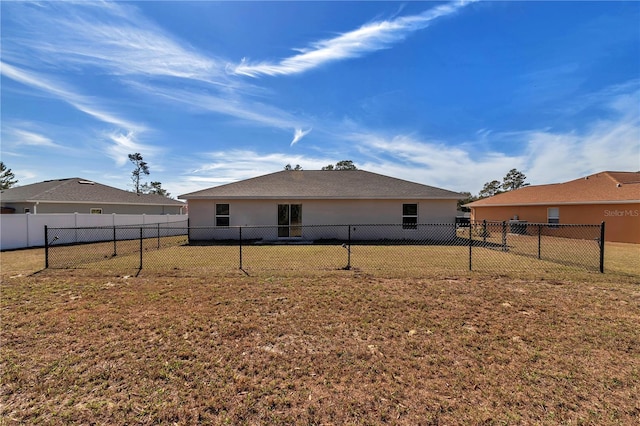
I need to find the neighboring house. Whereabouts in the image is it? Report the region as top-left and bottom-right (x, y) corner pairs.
(0, 178), (185, 215)
(465, 171), (640, 244)
(179, 170), (463, 241)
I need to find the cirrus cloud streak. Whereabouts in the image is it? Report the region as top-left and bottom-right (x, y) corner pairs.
(231, 1), (476, 77)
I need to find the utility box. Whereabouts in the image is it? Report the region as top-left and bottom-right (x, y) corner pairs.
(508, 220), (528, 235)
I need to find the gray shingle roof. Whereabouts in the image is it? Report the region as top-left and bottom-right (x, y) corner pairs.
(179, 170), (463, 200)
(0, 178), (184, 206)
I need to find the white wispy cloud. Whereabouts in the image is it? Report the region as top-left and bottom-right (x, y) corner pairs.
(342, 132), (522, 193)
(1, 62), (146, 133)
(510, 81), (640, 184)
(4, 0), (636, 199)
(104, 131), (161, 167)
(5, 128), (63, 149)
(200, 150), (317, 177)
(172, 139), (515, 196)
(173, 78), (639, 197)
(126, 81), (311, 136)
(231, 0), (476, 77)
(173, 81), (639, 196)
(291, 128), (312, 146)
(2, 1), (306, 150)
(174, 153), (279, 195)
(0, 62), (157, 164)
(342, 84), (640, 193)
(523, 114), (639, 184)
(3, 1), (226, 84)
(172, 149), (337, 194)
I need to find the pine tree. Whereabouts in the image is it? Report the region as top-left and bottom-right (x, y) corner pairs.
(128, 153), (150, 194)
(0, 162), (18, 189)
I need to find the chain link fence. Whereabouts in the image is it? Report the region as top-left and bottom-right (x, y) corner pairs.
(466, 220), (603, 272)
(45, 221), (188, 269)
(44, 221), (605, 274)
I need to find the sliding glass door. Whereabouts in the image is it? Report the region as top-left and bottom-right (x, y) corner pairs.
(278, 204), (302, 237)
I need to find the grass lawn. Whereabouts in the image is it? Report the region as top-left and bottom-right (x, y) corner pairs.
(1, 246), (639, 424)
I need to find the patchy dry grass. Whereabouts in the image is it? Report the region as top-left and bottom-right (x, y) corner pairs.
(604, 242), (640, 276)
(36, 236), (635, 275)
(0, 248), (45, 275)
(1, 246), (639, 424)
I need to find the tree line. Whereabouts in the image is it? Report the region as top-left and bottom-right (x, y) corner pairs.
(284, 160), (358, 171)
(458, 168), (528, 211)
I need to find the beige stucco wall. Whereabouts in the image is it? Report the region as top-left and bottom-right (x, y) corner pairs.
(470, 203), (640, 244)
(187, 198), (458, 241)
(2, 202), (184, 215)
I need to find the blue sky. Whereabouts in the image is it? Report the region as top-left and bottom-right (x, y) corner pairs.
(2, 1), (639, 197)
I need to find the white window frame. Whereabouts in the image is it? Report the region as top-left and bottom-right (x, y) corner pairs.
(547, 207), (559, 228)
(90, 208), (103, 214)
(402, 203), (418, 230)
(216, 203), (230, 227)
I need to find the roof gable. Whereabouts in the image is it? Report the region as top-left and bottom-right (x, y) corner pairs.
(466, 171), (640, 207)
(0, 178), (184, 206)
(179, 170), (463, 200)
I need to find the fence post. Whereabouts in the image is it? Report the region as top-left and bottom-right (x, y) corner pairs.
(347, 225), (351, 270)
(537, 224), (542, 259)
(468, 220), (472, 271)
(113, 225), (117, 256)
(139, 227), (143, 270)
(599, 222), (605, 273)
(502, 221), (507, 251)
(483, 220), (487, 243)
(25, 213), (30, 248)
(44, 225), (49, 269)
(239, 226), (243, 270)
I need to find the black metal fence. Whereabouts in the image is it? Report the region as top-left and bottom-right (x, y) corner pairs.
(44, 221), (605, 274)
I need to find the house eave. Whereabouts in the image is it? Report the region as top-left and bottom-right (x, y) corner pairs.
(4, 199), (184, 207)
(180, 195), (462, 201)
(467, 200), (640, 208)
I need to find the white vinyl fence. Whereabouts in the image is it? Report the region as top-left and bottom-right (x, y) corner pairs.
(0, 213), (188, 250)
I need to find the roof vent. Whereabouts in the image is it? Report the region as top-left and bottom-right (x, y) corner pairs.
(78, 180), (95, 185)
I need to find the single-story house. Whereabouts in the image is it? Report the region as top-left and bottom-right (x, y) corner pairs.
(465, 171), (640, 244)
(179, 170), (464, 241)
(0, 177), (185, 215)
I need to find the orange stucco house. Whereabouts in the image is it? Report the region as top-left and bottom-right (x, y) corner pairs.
(466, 171), (640, 244)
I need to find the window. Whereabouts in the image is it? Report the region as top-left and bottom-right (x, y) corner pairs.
(402, 204), (418, 229)
(278, 204), (302, 237)
(216, 203), (230, 227)
(547, 207), (559, 227)
(24, 208), (30, 213)
(90, 208), (103, 214)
